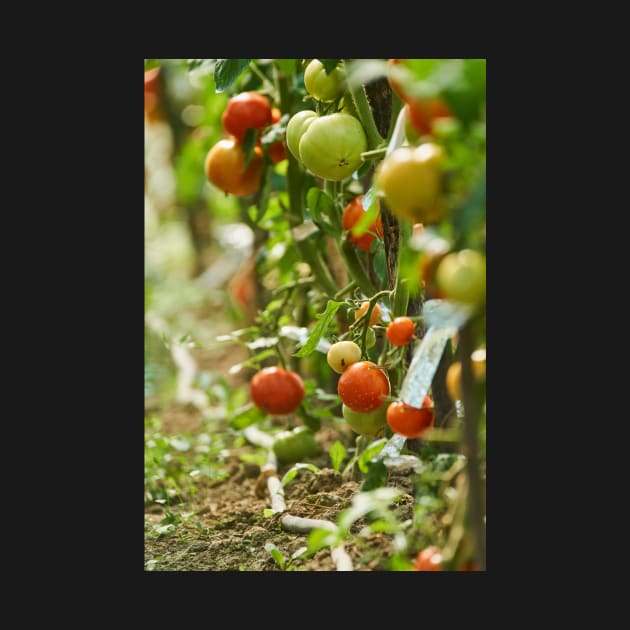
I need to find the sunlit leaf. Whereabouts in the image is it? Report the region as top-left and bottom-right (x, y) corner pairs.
(329, 441), (347, 472)
(230, 403), (266, 430)
(281, 463), (320, 487)
(358, 438), (387, 473)
(214, 59), (251, 92)
(293, 300), (343, 358)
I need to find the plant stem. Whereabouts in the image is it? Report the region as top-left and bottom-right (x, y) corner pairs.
(340, 239), (377, 297)
(350, 83), (384, 150)
(459, 320), (486, 570)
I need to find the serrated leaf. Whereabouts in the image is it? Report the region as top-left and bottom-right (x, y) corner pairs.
(320, 59), (341, 75)
(329, 441), (346, 472)
(358, 438), (387, 473)
(214, 59), (251, 93)
(360, 460), (388, 491)
(241, 127), (258, 169)
(293, 300), (343, 358)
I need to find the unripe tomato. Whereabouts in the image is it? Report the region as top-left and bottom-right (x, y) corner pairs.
(286, 110), (317, 160)
(355, 301), (382, 326)
(342, 195), (383, 253)
(342, 403), (387, 437)
(435, 249), (486, 306)
(304, 59), (346, 102)
(386, 317), (416, 346)
(414, 546), (443, 571)
(299, 113), (367, 181)
(272, 426), (320, 465)
(376, 143), (445, 224)
(250, 366), (305, 415)
(221, 92), (272, 142)
(338, 361), (390, 413)
(268, 107), (287, 163)
(386, 396), (434, 438)
(204, 138), (264, 196)
(327, 341), (362, 374)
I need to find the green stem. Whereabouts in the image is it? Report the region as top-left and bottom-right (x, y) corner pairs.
(340, 239), (377, 297)
(361, 147), (388, 160)
(350, 83), (384, 150)
(333, 281), (356, 300)
(391, 220), (412, 317)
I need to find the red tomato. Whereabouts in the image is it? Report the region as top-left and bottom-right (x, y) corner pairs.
(407, 97), (453, 137)
(342, 196), (383, 252)
(337, 361), (390, 413)
(204, 138), (264, 196)
(250, 367), (305, 415)
(386, 317), (416, 346)
(222, 92), (272, 142)
(386, 396), (434, 438)
(414, 546), (442, 571)
(268, 107), (287, 163)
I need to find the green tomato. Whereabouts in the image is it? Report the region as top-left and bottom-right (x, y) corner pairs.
(327, 340), (361, 374)
(435, 249), (486, 306)
(286, 110), (317, 160)
(342, 403), (387, 437)
(304, 59), (346, 102)
(299, 113), (367, 181)
(272, 427), (321, 465)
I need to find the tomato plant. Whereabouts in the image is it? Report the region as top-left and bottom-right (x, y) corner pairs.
(204, 138), (263, 196)
(221, 91), (272, 142)
(338, 361), (390, 413)
(386, 316), (416, 346)
(298, 113), (367, 181)
(342, 195), (383, 252)
(386, 396), (434, 438)
(250, 366), (305, 415)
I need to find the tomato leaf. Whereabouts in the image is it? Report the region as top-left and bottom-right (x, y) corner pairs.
(281, 463), (320, 487)
(293, 300), (343, 358)
(306, 187), (337, 236)
(230, 403), (266, 430)
(360, 460), (388, 491)
(264, 543), (285, 569)
(241, 127), (258, 169)
(214, 58), (251, 93)
(358, 438), (387, 473)
(298, 404), (322, 432)
(320, 59), (341, 75)
(145, 59), (161, 70)
(329, 441), (347, 472)
(275, 59), (296, 75)
(361, 186), (378, 212)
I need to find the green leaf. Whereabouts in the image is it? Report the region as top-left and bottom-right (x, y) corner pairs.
(241, 127), (258, 169)
(230, 403), (266, 430)
(329, 441), (347, 472)
(293, 300), (343, 358)
(264, 543), (285, 569)
(352, 195), (379, 236)
(306, 528), (338, 555)
(360, 460), (388, 491)
(390, 554), (415, 571)
(281, 463), (320, 487)
(358, 438), (387, 473)
(320, 59), (341, 75)
(306, 187), (336, 236)
(263, 509), (275, 518)
(298, 404), (322, 432)
(361, 186), (377, 212)
(214, 59), (251, 93)
(186, 59), (211, 71)
(145, 59), (161, 70)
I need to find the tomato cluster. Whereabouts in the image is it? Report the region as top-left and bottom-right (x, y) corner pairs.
(205, 92), (287, 196)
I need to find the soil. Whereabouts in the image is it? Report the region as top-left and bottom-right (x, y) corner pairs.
(144, 402), (416, 571)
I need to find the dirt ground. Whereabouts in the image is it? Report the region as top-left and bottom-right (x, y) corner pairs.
(144, 401), (419, 571)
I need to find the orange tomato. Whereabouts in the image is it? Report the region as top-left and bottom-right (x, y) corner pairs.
(414, 546), (443, 571)
(354, 301), (382, 326)
(337, 361), (390, 413)
(386, 317), (416, 346)
(386, 396), (434, 438)
(221, 92), (272, 142)
(204, 138), (264, 196)
(342, 196), (383, 253)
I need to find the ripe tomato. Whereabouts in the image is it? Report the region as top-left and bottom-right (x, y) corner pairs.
(386, 317), (416, 346)
(435, 249), (486, 306)
(144, 67), (162, 121)
(273, 427), (320, 464)
(304, 59), (346, 102)
(286, 110), (317, 160)
(376, 143), (444, 224)
(342, 196), (383, 252)
(355, 301), (382, 326)
(327, 341), (362, 374)
(342, 403), (387, 437)
(267, 107), (287, 164)
(299, 113), (367, 181)
(414, 546), (443, 571)
(221, 92), (272, 143)
(337, 361), (390, 413)
(204, 138), (264, 196)
(249, 366), (305, 415)
(386, 396), (434, 438)
(407, 97), (453, 137)
(387, 58), (406, 101)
